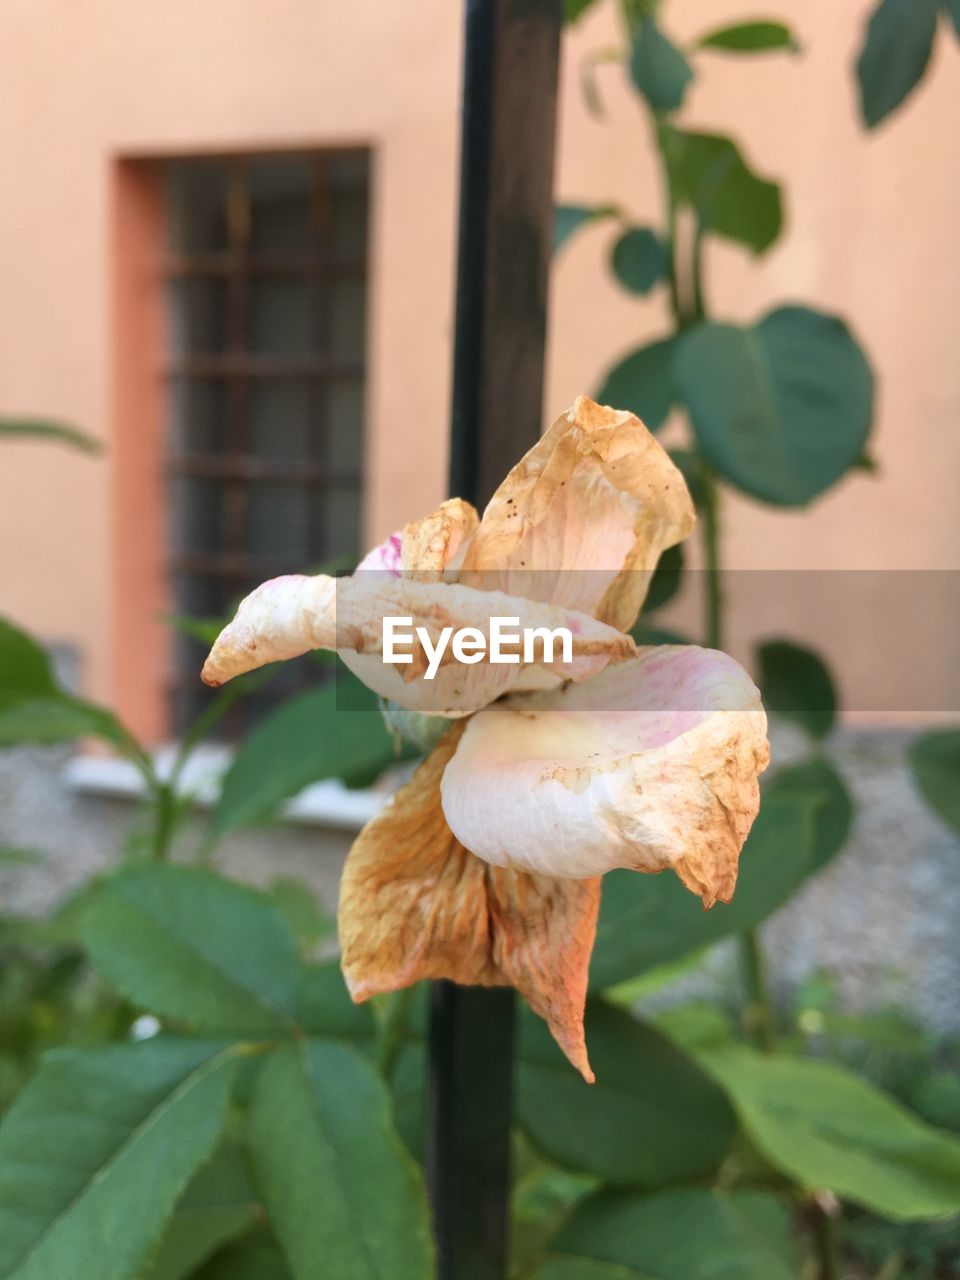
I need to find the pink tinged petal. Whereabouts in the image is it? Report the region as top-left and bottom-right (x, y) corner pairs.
(201, 574), (336, 687)
(459, 396), (696, 631)
(337, 576), (635, 718)
(440, 646), (770, 908)
(357, 531), (404, 575)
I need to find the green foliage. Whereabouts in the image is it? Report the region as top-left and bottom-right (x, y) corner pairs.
(82, 864), (302, 1033)
(697, 20), (800, 54)
(610, 228), (667, 295)
(674, 307), (874, 506)
(212, 676), (395, 837)
(555, 204), (619, 253)
(565, 0), (601, 24)
(757, 638), (838, 739)
(143, 1144), (261, 1280)
(0, 417), (101, 454)
(662, 128), (782, 254)
(517, 1000), (736, 1186)
(592, 760), (852, 987)
(537, 1262), (652, 1280)
(689, 1042), (960, 1220)
(910, 728), (960, 835)
(0, 1040), (241, 1278)
(246, 1041), (434, 1280)
(640, 542), (683, 614)
(594, 338), (677, 430)
(945, 0), (960, 38)
(856, 0), (940, 128)
(629, 19), (693, 113)
(552, 1188), (801, 1280)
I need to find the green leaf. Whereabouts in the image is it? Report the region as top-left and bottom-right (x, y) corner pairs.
(697, 20), (800, 53)
(143, 1143), (261, 1280)
(640, 543), (683, 614)
(673, 306), (874, 506)
(565, 0), (601, 22)
(193, 1230), (291, 1280)
(665, 447), (706, 508)
(610, 228), (667, 295)
(630, 18), (694, 112)
(0, 417), (101, 454)
(83, 864), (301, 1033)
(692, 1043), (960, 1220)
(537, 1261), (652, 1280)
(555, 204), (619, 253)
(856, 0), (938, 128)
(944, 0), (960, 38)
(591, 760), (851, 987)
(910, 728), (960, 835)
(212, 681), (395, 837)
(0, 1039), (241, 1279)
(553, 1188), (800, 1280)
(0, 617), (143, 759)
(517, 1001), (736, 1185)
(265, 876), (334, 949)
(594, 337), (677, 431)
(298, 960), (377, 1042)
(757, 639), (838, 739)
(664, 128), (782, 254)
(246, 1041), (434, 1280)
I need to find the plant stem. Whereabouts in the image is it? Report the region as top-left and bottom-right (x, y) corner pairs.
(812, 1197), (843, 1280)
(378, 985), (416, 1080)
(740, 928), (776, 1053)
(151, 783), (177, 862)
(700, 462), (724, 651)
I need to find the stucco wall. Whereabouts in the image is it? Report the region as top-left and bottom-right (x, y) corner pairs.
(0, 0), (958, 730)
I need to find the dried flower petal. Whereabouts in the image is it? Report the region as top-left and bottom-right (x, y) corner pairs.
(460, 396), (696, 631)
(339, 724), (601, 1081)
(441, 646), (769, 907)
(401, 497), (479, 581)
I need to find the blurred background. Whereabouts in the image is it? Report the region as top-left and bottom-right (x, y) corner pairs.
(1, 2), (959, 1277)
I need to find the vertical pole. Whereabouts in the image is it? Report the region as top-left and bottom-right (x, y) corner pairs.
(426, 4), (563, 1280)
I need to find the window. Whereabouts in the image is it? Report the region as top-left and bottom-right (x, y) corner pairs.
(163, 151), (369, 734)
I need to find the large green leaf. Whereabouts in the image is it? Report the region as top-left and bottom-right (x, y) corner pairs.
(212, 680), (395, 837)
(594, 338), (677, 431)
(692, 1044), (960, 1220)
(83, 864), (301, 1033)
(0, 417), (101, 454)
(0, 1040), (240, 1279)
(757, 638), (838, 739)
(297, 960), (377, 1042)
(591, 760), (851, 988)
(910, 728), (960, 836)
(0, 618), (56, 700)
(144, 1143), (261, 1280)
(516, 1001), (736, 1186)
(246, 1041), (434, 1280)
(856, 0), (939, 128)
(674, 306), (873, 506)
(610, 228), (667, 295)
(664, 128), (782, 254)
(697, 20), (799, 53)
(553, 1188), (800, 1280)
(555, 204), (619, 253)
(630, 18), (694, 112)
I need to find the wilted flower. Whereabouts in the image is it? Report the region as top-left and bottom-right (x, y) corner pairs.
(202, 397), (769, 1080)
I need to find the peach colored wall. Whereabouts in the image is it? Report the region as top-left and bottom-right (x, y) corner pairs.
(0, 0), (957, 734)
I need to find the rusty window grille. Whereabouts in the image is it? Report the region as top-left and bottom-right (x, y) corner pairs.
(162, 150), (369, 735)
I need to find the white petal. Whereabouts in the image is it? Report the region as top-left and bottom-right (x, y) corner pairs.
(459, 396), (696, 631)
(440, 647), (770, 906)
(201, 574), (335, 686)
(357, 531), (404, 574)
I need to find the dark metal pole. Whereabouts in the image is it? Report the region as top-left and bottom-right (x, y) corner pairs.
(426, 3), (563, 1279)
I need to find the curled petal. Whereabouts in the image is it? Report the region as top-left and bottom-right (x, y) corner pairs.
(460, 396), (696, 631)
(339, 724), (601, 1081)
(440, 647), (770, 908)
(338, 577), (634, 717)
(357, 532), (404, 575)
(201, 574), (336, 687)
(401, 497), (479, 581)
